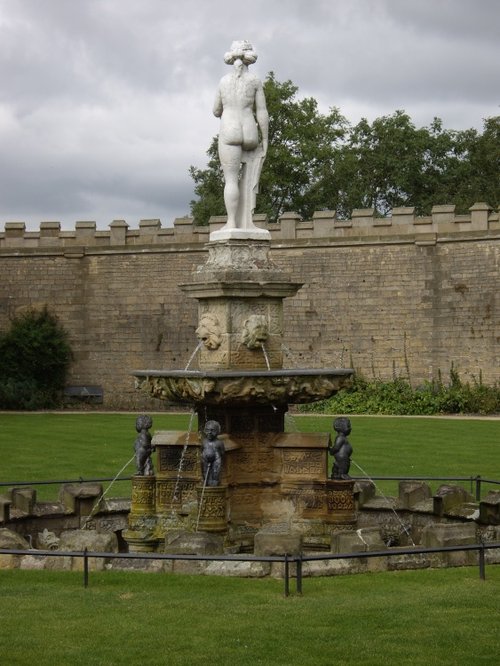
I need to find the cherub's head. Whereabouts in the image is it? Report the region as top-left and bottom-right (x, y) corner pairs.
(333, 417), (351, 436)
(135, 414), (153, 433)
(204, 420), (221, 440)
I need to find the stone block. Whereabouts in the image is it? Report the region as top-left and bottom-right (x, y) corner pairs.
(354, 479), (376, 506)
(421, 522), (477, 566)
(479, 491), (500, 525)
(204, 560), (271, 577)
(0, 527), (30, 550)
(399, 481), (432, 509)
(303, 558), (365, 577)
(172, 559), (208, 575)
(331, 530), (367, 554)
(164, 530), (224, 555)
(56, 529), (119, 571)
(0, 497), (11, 523)
(12, 487), (37, 514)
(253, 528), (302, 556)
(0, 525), (30, 568)
(19, 554), (46, 570)
(387, 551), (430, 571)
(59, 483), (103, 516)
(433, 485), (473, 517)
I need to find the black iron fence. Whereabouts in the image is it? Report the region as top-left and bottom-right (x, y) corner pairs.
(1, 474), (499, 500)
(1, 543), (499, 596)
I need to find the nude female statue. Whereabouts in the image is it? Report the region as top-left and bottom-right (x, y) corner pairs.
(211, 40), (270, 239)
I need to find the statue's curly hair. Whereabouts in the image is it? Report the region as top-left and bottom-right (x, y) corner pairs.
(135, 414), (153, 432)
(333, 417), (351, 434)
(224, 40), (257, 65)
(204, 420), (221, 435)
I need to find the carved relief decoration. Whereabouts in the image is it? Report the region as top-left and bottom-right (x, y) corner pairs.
(135, 371), (352, 405)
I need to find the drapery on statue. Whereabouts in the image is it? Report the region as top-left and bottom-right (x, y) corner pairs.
(134, 414), (155, 476)
(201, 420), (225, 486)
(329, 417), (353, 480)
(209, 40), (270, 241)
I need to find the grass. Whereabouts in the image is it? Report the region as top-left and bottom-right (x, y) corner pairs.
(0, 412), (197, 500)
(0, 412), (498, 499)
(0, 567), (498, 665)
(0, 414), (499, 664)
(292, 414), (500, 496)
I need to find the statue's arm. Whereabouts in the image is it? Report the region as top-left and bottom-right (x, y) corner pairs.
(213, 87), (223, 118)
(255, 82), (269, 153)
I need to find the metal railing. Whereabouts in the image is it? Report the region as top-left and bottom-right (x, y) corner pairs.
(350, 475), (500, 501)
(1, 542), (499, 596)
(1, 474), (499, 501)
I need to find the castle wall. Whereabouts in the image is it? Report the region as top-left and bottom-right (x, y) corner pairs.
(1, 203), (498, 408)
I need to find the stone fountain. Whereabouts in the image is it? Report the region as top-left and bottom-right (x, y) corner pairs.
(126, 41), (354, 554)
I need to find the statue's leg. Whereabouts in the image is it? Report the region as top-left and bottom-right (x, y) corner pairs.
(219, 143), (242, 228)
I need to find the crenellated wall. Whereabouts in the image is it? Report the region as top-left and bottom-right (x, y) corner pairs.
(1, 203), (498, 408)
(1, 203), (498, 249)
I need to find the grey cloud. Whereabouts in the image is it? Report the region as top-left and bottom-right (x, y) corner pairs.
(0, 0), (498, 230)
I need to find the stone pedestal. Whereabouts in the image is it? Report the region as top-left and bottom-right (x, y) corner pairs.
(180, 239), (302, 372)
(153, 432), (200, 513)
(326, 479), (356, 526)
(196, 485), (228, 533)
(130, 475), (156, 515)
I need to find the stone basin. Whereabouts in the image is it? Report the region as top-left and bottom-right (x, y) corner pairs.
(133, 368), (354, 406)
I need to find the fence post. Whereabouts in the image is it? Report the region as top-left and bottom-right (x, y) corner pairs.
(284, 554), (289, 597)
(296, 555), (303, 595)
(83, 548), (89, 588)
(475, 475), (482, 501)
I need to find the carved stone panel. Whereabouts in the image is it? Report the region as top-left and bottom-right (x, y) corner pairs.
(157, 445), (199, 476)
(281, 450), (326, 481)
(130, 476), (156, 515)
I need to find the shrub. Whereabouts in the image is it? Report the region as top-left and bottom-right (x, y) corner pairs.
(300, 367), (500, 416)
(0, 307), (72, 409)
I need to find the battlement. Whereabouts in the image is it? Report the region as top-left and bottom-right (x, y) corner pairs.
(1, 203), (498, 250)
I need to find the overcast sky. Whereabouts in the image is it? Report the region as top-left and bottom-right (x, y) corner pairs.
(0, 0), (498, 231)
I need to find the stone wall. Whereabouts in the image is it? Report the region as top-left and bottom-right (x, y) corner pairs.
(1, 203), (498, 408)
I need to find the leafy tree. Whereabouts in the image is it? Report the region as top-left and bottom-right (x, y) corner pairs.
(190, 72), (499, 223)
(0, 307), (72, 409)
(190, 73), (348, 225)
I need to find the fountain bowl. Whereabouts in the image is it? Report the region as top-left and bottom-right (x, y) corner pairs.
(133, 368), (354, 406)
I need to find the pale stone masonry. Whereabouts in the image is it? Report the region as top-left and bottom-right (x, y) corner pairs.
(0, 203), (498, 408)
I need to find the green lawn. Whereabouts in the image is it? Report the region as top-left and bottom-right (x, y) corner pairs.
(0, 567), (498, 665)
(293, 414), (500, 496)
(0, 412), (499, 499)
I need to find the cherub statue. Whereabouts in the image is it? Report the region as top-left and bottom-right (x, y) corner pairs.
(329, 417), (353, 480)
(201, 420), (225, 486)
(134, 414), (154, 476)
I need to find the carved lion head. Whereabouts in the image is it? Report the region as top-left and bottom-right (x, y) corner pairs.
(196, 313), (222, 350)
(241, 314), (269, 350)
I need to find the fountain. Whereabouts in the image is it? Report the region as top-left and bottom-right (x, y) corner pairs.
(126, 40), (354, 554)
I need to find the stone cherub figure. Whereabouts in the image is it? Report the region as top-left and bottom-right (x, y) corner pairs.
(329, 417), (353, 480)
(134, 414), (155, 476)
(201, 420), (225, 486)
(210, 40), (270, 240)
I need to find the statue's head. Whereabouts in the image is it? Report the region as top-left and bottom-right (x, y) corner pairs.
(136, 414), (153, 433)
(224, 40), (257, 65)
(333, 417), (351, 435)
(196, 313), (222, 350)
(241, 314), (269, 350)
(204, 420), (221, 438)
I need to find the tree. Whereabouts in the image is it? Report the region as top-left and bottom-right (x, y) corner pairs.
(0, 307), (72, 409)
(189, 72), (499, 223)
(190, 73), (348, 225)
